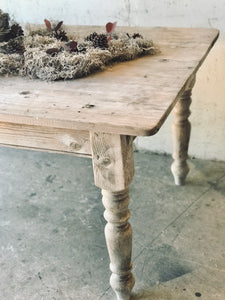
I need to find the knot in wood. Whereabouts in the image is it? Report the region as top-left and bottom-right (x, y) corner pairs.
(70, 142), (82, 150)
(95, 156), (111, 167)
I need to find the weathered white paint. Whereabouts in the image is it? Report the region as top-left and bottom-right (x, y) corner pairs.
(1, 0), (225, 161)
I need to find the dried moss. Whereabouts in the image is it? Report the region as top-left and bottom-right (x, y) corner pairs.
(0, 53), (24, 75)
(0, 31), (156, 81)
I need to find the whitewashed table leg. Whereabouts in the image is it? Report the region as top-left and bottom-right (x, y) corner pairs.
(102, 189), (134, 300)
(171, 75), (196, 185)
(90, 132), (135, 300)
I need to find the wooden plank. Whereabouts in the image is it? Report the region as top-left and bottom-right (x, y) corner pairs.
(0, 27), (219, 136)
(0, 122), (91, 156)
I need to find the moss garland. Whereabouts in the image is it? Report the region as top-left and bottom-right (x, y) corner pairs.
(0, 29), (156, 81)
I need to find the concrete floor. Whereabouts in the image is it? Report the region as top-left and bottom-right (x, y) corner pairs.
(0, 147), (224, 300)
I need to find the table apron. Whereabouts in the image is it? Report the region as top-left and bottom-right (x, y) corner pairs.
(0, 122), (92, 157)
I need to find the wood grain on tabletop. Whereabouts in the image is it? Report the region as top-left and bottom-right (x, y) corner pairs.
(0, 27), (219, 136)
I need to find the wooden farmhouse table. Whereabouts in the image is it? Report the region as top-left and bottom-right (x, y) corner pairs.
(0, 27), (219, 299)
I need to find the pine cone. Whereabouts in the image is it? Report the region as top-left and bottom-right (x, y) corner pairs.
(85, 32), (98, 42)
(7, 23), (24, 40)
(93, 34), (108, 49)
(46, 48), (59, 57)
(132, 33), (143, 39)
(53, 29), (68, 42)
(6, 39), (25, 54)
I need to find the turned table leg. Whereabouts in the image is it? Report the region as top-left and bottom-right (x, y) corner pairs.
(171, 75), (196, 185)
(102, 189), (134, 300)
(90, 132), (135, 300)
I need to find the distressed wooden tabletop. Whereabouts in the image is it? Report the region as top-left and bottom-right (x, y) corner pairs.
(0, 27), (219, 136)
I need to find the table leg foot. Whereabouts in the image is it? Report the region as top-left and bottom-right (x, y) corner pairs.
(102, 189), (135, 300)
(171, 75), (196, 186)
(113, 283), (134, 300)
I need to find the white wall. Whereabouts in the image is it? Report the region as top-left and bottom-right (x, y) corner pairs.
(1, 0), (225, 161)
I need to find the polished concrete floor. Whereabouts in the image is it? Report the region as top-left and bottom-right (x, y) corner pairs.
(0, 147), (224, 300)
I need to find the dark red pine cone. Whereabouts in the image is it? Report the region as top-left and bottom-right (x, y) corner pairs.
(132, 33), (143, 39)
(46, 48), (59, 56)
(7, 23), (24, 40)
(53, 29), (68, 42)
(85, 32), (98, 42)
(93, 34), (108, 49)
(6, 39), (25, 54)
